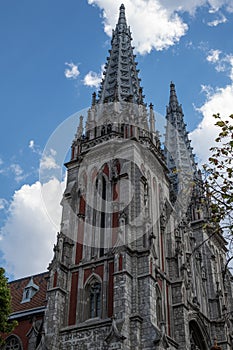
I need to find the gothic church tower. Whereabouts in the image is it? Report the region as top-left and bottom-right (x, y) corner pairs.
(43, 5), (233, 350)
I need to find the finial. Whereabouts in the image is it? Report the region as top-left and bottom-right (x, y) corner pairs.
(118, 3), (127, 25)
(169, 81), (178, 110)
(139, 87), (143, 104)
(76, 115), (84, 139)
(92, 92), (96, 106)
(149, 103), (155, 132)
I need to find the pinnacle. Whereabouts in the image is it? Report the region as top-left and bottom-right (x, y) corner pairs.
(169, 81), (178, 109)
(118, 3), (127, 25)
(165, 82), (197, 196)
(97, 4), (143, 105)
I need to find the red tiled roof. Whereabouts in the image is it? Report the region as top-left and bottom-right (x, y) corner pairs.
(9, 272), (49, 314)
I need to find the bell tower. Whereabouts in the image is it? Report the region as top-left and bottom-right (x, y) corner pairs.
(44, 4), (175, 350)
(43, 4), (233, 350)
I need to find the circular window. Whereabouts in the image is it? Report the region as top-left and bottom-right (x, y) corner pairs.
(5, 336), (22, 350)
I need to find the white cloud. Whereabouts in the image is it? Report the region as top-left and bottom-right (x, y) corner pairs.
(0, 159), (26, 181)
(28, 139), (42, 155)
(40, 149), (59, 170)
(10, 164), (23, 176)
(227, 55), (233, 80)
(163, 0), (232, 15)
(29, 139), (35, 150)
(206, 50), (233, 77)
(64, 62), (80, 79)
(0, 160), (30, 183)
(83, 64), (105, 88)
(190, 50), (233, 164)
(206, 49), (222, 63)
(87, 0), (231, 54)
(0, 178), (64, 278)
(88, 0), (188, 54)
(190, 84), (233, 164)
(10, 164), (25, 182)
(84, 71), (102, 88)
(207, 13), (227, 26)
(200, 84), (215, 98)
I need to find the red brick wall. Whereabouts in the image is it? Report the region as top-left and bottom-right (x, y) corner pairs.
(2, 315), (44, 349)
(108, 262), (114, 317)
(68, 272), (79, 325)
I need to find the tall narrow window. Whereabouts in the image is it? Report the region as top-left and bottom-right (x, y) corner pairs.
(100, 176), (106, 257)
(91, 178), (98, 258)
(90, 282), (101, 318)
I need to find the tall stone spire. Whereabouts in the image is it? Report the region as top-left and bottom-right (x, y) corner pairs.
(118, 3), (127, 25)
(169, 81), (179, 111)
(165, 82), (197, 198)
(98, 4), (143, 105)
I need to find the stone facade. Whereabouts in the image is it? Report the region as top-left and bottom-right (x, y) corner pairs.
(3, 4), (233, 350)
(42, 4), (233, 350)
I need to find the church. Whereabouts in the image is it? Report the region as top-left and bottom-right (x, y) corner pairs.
(2, 4), (233, 350)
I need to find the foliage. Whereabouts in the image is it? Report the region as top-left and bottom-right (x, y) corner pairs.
(203, 114), (233, 253)
(0, 268), (17, 345)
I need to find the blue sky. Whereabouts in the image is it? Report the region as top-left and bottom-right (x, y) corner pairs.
(0, 0), (233, 279)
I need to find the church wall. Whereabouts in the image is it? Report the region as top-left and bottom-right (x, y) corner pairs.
(42, 6), (233, 349)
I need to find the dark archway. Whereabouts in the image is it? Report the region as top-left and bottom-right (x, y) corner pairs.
(189, 320), (208, 350)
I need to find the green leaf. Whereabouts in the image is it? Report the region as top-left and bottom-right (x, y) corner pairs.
(215, 121), (225, 127)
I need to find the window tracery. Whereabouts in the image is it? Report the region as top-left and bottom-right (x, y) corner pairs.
(84, 277), (102, 320)
(90, 282), (101, 318)
(4, 336), (22, 350)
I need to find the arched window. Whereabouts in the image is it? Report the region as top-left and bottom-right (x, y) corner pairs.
(5, 335), (22, 350)
(100, 175), (106, 256)
(84, 276), (102, 321)
(189, 320), (208, 350)
(90, 282), (101, 318)
(91, 173), (108, 258)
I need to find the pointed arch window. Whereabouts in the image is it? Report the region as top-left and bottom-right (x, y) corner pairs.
(84, 276), (102, 321)
(90, 282), (101, 318)
(98, 174), (107, 257)
(90, 174), (107, 258)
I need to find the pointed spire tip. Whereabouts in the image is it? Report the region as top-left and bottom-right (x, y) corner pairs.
(118, 3), (126, 25)
(97, 2), (142, 105)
